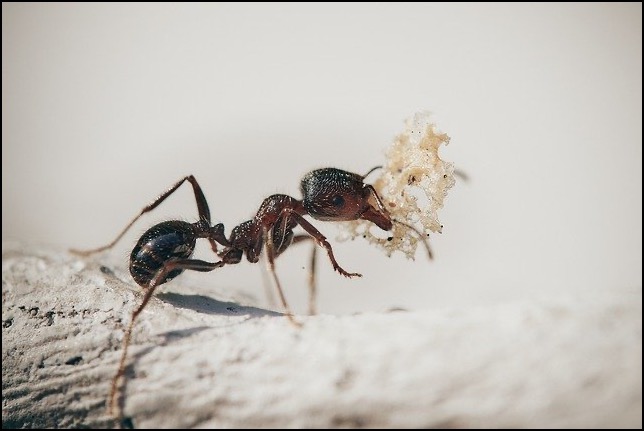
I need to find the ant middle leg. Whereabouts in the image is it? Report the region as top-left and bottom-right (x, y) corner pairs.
(262, 227), (302, 327)
(109, 258), (224, 418)
(292, 235), (318, 315)
(71, 175), (213, 256)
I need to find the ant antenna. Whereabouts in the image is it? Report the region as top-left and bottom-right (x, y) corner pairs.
(393, 219), (433, 260)
(363, 165), (383, 180)
(454, 169), (469, 182)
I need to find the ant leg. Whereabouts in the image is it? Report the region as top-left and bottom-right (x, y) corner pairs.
(259, 264), (278, 309)
(108, 258), (224, 418)
(454, 169), (469, 182)
(292, 235), (318, 315)
(307, 243), (318, 315)
(284, 210), (361, 279)
(71, 175), (212, 256)
(392, 219), (434, 260)
(262, 227), (301, 327)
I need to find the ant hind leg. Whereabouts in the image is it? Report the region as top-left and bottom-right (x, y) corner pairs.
(71, 175), (212, 256)
(109, 258), (224, 419)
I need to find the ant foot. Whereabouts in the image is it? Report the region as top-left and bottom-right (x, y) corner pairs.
(285, 313), (303, 328)
(336, 268), (362, 278)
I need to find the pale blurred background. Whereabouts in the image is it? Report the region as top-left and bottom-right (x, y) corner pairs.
(2, 3), (641, 314)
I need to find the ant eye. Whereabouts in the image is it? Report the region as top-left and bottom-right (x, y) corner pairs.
(331, 195), (345, 207)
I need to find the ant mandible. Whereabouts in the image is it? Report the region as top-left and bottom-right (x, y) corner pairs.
(71, 166), (431, 418)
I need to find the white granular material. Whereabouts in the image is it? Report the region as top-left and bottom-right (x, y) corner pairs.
(339, 112), (455, 259)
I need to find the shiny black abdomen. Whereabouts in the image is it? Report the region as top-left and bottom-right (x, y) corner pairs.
(129, 220), (197, 287)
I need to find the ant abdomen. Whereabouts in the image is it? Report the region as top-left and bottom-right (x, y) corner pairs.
(129, 220), (197, 287)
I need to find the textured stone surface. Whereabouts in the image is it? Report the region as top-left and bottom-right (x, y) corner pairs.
(2, 242), (641, 428)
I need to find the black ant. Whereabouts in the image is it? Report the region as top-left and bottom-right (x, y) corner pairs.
(71, 167), (432, 418)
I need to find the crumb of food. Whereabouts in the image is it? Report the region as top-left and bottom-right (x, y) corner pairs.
(338, 111), (455, 259)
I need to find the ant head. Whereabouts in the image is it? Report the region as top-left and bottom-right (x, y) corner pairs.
(300, 168), (393, 231)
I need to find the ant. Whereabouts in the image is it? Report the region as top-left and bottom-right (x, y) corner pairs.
(71, 167), (432, 419)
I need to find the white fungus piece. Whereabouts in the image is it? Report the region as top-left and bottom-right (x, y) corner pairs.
(338, 111), (455, 259)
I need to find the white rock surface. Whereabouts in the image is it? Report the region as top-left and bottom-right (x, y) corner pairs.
(2, 242), (641, 428)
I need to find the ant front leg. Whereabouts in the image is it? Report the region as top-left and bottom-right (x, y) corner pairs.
(71, 175), (215, 256)
(109, 258), (224, 419)
(285, 210), (362, 279)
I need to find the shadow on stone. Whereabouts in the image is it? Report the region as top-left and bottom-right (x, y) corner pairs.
(156, 292), (281, 318)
